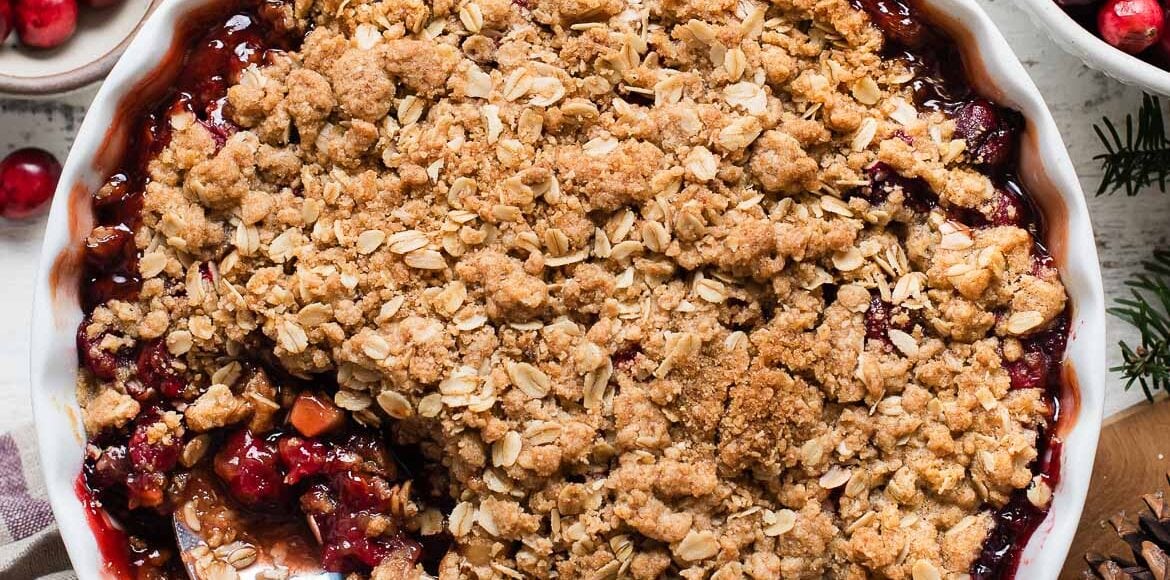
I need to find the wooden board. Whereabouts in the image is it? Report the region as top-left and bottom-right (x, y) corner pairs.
(1061, 398), (1170, 578)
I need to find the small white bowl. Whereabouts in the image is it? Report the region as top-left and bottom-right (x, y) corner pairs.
(1017, 0), (1170, 95)
(28, 0), (1107, 577)
(0, 0), (159, 96)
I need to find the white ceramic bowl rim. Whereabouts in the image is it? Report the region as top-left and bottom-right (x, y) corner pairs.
(0, 1), (161, 96)
(1017, 0), (1170, 96)
(29, 0), (1107, 578)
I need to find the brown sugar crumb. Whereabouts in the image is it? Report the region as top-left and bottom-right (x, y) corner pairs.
(76, 0), (1071, 577)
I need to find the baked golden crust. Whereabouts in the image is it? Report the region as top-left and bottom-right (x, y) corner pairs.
(78, 0), (1068, 577)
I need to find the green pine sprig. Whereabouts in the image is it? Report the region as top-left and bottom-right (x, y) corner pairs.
(1094, 94), (1170, 197)
(1110, 250), (1170, 400)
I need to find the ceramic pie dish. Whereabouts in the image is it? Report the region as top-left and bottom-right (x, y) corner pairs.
(30, 0), (1106, 577)
(1016, 0), (1170, 96)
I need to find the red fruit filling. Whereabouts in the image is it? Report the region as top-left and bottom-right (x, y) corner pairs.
(127, 413), (182, 474)
(76, 316), (120, 381)
(278, 436), (328, 485)
(135, 339), (186, 400)
(853, 0), (931, 48)
(214, 428), (289, 507)
(954, 99), (1019, 169)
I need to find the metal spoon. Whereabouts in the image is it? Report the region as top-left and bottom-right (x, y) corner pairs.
(174, 508), (342, 580)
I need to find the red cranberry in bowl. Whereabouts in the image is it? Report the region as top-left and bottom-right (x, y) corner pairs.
(0, 0), (12, 43)
(214, 428), (289, 507)
(1098, 0), (1166, 55)
(12, 0), (76, 49)
(0, 148), (61, 219)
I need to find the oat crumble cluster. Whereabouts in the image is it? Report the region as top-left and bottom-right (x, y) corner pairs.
(77, 0), (1070, 578)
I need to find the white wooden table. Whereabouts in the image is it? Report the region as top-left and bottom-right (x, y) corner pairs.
(0, 0), (1165, 432)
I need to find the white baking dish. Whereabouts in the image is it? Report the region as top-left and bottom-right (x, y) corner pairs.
(29, 0), (1107, 577)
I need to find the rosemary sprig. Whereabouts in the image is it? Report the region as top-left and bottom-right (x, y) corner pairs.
(1110, 249), (1170, 400)
(1094, 94), (1170, 197)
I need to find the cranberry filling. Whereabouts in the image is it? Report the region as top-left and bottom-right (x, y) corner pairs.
(214, 428), (290, 507)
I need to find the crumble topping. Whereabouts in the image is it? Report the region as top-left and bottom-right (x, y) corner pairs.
(78, 0), (1069, 577)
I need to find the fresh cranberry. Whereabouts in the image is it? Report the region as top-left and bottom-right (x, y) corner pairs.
(85, 226), (135, 269)
(76, 318), (119, 380)
(289, 392), (346, 438)
(136, 340), (185, 399)
(0, 0), (12, 42)
(1098, 0), (1165, 54)
(855, 0), (929, 48)
(278, 436), (328, 485)
(127, 409), (182, 473)
(214, 429), (288, 507)
(12, 0), (76, 49)
(0, 148), (61, 219)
